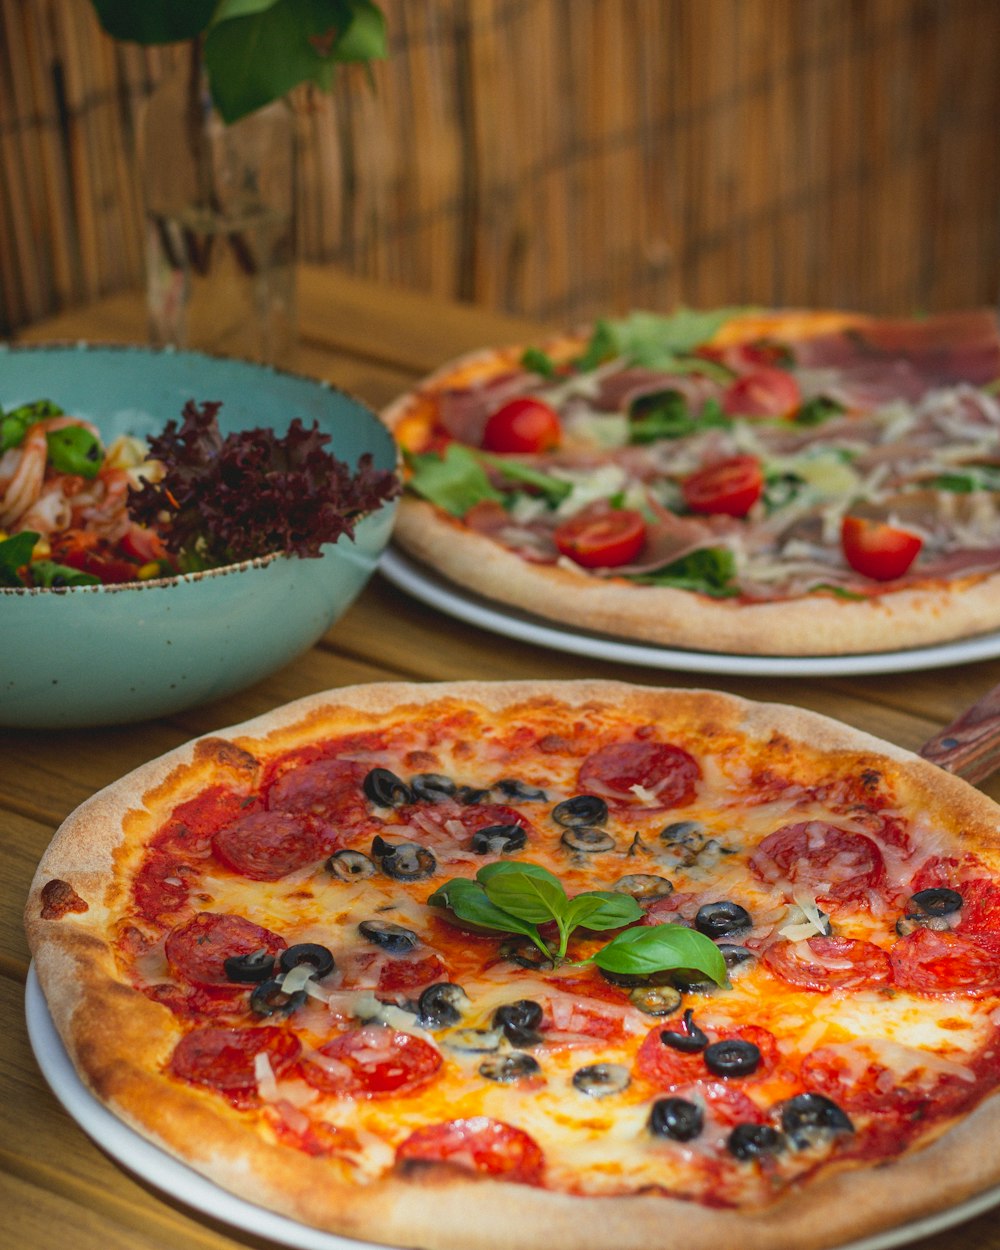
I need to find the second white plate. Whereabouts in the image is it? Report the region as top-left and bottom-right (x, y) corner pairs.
(380, 548), (1000, 678)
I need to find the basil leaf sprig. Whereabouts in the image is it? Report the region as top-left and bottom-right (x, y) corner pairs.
(428, 861), (727, 984)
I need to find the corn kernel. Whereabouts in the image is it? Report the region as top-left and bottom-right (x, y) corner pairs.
(138, 561), (161, 580)
(32, 537), (51, 559)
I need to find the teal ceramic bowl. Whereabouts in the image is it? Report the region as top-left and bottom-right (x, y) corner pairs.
(0, 344), (399, 728)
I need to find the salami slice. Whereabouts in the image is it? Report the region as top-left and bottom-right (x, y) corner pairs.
(164, 912), (286, 986)
(749, 822), (887, 906)
(169, 1025), (301, 1099)
(762, 936), (892, 993)
(395, 1116), (545, 1185)
(889, 927), (1000, 997)
(302, 1026), (442, 1098)
(268, 758), (372, 828)
(212, 810), (327, 881)
(578, 741), (701, 807)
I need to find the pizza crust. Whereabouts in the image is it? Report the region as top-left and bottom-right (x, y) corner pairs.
(381, 317), (1000, 656)
(24, 680), (1000, 1250)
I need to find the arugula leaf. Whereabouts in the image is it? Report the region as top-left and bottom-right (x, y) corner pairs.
(404, 445), (504, 516)
(0, 530), (39, 587)
(575, 307), (753, 372)
(477, 453), (573, 505)
(808, 583), (867, 601)
(588, 924), (728, 986)
(631, 546), (739, 597)
(930, 467), (1000, 493)
(628, 391), (732, 444)
(520, 346), (558, 380)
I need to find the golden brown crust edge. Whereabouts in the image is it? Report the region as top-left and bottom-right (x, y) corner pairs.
(23, 679), (1000, 1250)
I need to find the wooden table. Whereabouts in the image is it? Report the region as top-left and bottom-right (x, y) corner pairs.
(5, 266), (1000, 1250)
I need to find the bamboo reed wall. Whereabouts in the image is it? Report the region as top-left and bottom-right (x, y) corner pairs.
(2, 0), (999, 339)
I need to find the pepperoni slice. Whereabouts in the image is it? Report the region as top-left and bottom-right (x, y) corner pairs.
(301, 1026), (442, 1098)
(377, 953), (447, 992)
(761, 936), (891, 993)
(267, 758), (371, 827)
(169, 1026), (302, 1101)
(577, 741), (701, 807)
(889, 926), (1000, 996)
(953, 878), (1000, 938)
(395, 1116), (545, 1185)
(670, 1079), (768, 1128)
(749, 821), (887, 906)
(800, 1043), (973, 1117)
(636, 1021), (778, 1087)
(211, 811), (327, 881)
(911, 853), (990, 892)
(164, 912), (286, 986)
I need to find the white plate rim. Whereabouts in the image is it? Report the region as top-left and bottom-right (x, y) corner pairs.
(379, 547), (1000, 678)
(24, 963), (1000, 1250)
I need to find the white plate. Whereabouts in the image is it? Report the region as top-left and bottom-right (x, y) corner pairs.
(24, 963), (1000, 1250)
(379, 548), (1000, 678)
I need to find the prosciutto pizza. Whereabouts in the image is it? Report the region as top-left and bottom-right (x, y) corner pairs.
(24, 679), (1000, 1250)
(382, 308), (1000, 655)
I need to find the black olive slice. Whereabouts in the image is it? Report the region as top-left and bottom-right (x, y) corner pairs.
(278, 943), (335, 978)
(250, 978), (307, 1017)
(649, 1096), (704, 1141)
(717, 944), (756, 975)
(479, 1052), (541, 1083)
(660, 1008), (708, 1053)
(561, 827), (616, 853)
(910, 887), (963, 915)
(572, 1063), (631, 1098)
(727, 1123), (784, 1160)
(670, 969), (720, 995)
(417, 981), (469, 1029)
(358, 920), (419, 954)
(456, 785), (490, 804)
(363, 767), (414, 808)
(780, 1093), (854, 1148)
(659, 820), (704, 847)
(703, 1038), (761, 1077)
(326, 849), (376, 881)
(493, 999), (544, 1046)
(600, 966), (676, 988)
(613, 873), (674, 900)
(470, 823), (528, 854)
(224, 947), (276, 983)
(629, 985), (683, 1016)
(493, 778), (548, 802)
(410, 773), (456, 803)
(695, 900), (753, 939)
(499, 936), (555, 970)
(552, 795), (608, 827)
(371, 836), (437, 881)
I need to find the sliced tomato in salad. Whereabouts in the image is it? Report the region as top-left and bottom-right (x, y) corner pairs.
(840, 516), (923, 581)
(681, 455), (763, 517)
(721, 366), (801, 418)
(482, 398), (562, 454)
(553, 507), (646, 568)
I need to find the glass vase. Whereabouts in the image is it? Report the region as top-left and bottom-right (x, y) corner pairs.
(140, 50), (296, 365)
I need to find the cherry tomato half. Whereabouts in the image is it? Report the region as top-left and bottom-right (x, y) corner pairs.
(553, 508), (646, 568)
(721, 367), (802, 418)
(681, 455), (763, 518)
(482, 397), (562, 454)
(840, 515), (923, 581)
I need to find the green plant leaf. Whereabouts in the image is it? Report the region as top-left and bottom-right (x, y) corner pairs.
(0, 530), (39, 587)
(628, 392), (732, 443)
(563, 891), (642, 932)
(29, 561), (101, 588)
(89, 0), (217, 43)
(589, 924), (728, 985)
(577, 307), (753, 372)
(480, 864), (567, 925)
(630, 546), (739, 597)
(405, 445), (505, 516)
(427, 877), (541, 942)
(1, 399), (65, 454)
(477, 453), (572, 505)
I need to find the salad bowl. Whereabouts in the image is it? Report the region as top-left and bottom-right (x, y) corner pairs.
(0, 344), (399, 728)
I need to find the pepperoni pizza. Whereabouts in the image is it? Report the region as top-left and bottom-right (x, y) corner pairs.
(24, 680), (1000, 1250)
(382, 308), (1000, 655)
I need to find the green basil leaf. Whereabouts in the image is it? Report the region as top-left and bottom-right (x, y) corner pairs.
(628, 391), (732, 443)
(630, 546), (739, 597)
(45, 427), (104, 479)
(521, 347), (558, 380)
(29, 560), (101, 588)
(88, 0), (217, 43)
(477, 452), (572, 505)
(563, 891), (642, 932)
(405, 444), (504, 516)
(0, 530), (39, 586)
(481, 866), (567, 925)
(476, 861), (561, 886)
(590, 924), (728, 985)
(427, 877), (542, 942)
